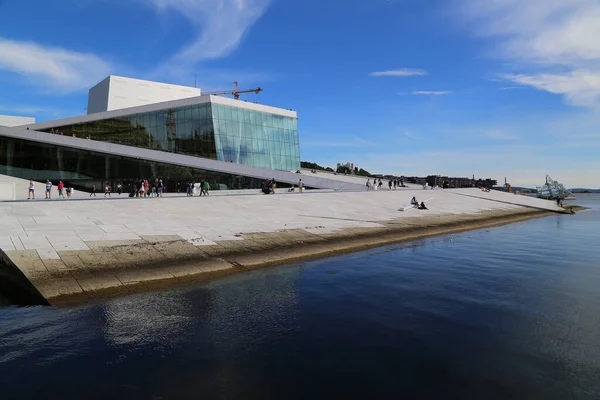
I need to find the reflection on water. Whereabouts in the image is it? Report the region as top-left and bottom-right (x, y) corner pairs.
(1, 195), (599, 399)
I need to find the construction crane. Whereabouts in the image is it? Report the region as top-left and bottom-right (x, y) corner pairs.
(206, 81), (263, 100)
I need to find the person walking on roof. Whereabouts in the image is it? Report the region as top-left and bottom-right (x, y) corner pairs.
(58, 180), (65, 199)
(27, 179), (35, 200)
(45, 179), (52, 199)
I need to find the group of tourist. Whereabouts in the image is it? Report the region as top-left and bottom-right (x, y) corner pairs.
(184, 179), (211, 197)
(366, 178), (408, 191)
(127, 178), (165, 198)
(26, 178), (167, 200)
(262, 178), (277, 194)
(262, 178), (304, 194)
(410, 196), (428, 210)
(89, 181), (125, 197)
(27, 179), (73, 200)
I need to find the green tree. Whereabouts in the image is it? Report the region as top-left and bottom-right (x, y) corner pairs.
(300, 161), (331, 171)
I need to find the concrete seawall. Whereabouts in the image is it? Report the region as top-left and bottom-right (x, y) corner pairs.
(0, 188), (575, 305)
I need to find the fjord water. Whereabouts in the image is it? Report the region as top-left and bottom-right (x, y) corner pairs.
(1, 196), (599, 399)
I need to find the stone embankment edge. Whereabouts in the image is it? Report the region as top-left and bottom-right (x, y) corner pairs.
(2, 206), (585, 306)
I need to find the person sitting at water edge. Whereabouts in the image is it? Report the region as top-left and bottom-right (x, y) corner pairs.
(410, 197), (418, 206)
(418, 202), (428, 210)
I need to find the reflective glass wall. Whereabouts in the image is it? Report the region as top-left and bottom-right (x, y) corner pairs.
(38, 100), (301, 171)
(212, 103), (300, 170)
(39, 104), (216, 159)
(0, 137), (293, 192)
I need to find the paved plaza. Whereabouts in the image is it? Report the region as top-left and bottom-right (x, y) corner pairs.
(0, 188), (564, 303)
(0, 188), (562, 256)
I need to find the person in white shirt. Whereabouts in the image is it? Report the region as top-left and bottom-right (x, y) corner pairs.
(45, 179), (52, 199)
(27, 179), (35, 200)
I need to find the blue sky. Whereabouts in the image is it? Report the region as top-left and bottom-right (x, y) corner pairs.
(0, 0), (599, 187)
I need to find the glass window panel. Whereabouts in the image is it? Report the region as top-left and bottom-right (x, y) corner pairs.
(175, 109), (186, 125)
(226, 120), (235, 137)
(270, 140), (279, 155)
(243, 123), (252, 139)
(259, 139), (267, 154)
(234, 107), (242, 123)
(222, 106), (233, 121)
(213, 104), (221, 120)
(234, 120), (244, 136)
(230, 134), (240, 151)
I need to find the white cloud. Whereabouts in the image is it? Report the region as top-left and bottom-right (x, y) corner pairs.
(146, 0), (271, 67)
(369, 69), (428, 77)
(505, 71), (600, 107)
(461, 0), (600, 107)
(0, 37), (112, 93)
(412, 90), (451, 95)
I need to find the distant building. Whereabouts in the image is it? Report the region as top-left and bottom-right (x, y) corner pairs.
(406, 175), (497, 188)
(87, 75), (201, 114)
(336, 162), (355, 173)
(0, 115), (35, 127)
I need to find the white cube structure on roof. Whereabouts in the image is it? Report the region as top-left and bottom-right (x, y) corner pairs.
(87, 75), (201, 114)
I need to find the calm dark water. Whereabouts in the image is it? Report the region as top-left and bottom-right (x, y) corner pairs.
(1, 195), (600, 399)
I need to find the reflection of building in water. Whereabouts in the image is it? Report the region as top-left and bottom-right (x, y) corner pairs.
(100, 289), (210, 348)
(202, 267), (302, 388)
(205, 267), (301, 344)
(98, 267), (301, 355)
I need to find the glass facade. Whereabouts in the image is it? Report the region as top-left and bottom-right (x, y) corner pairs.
(37, 101), (301, 171)
(212, 103), (300, 171)
(0, 136), (294, 192)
